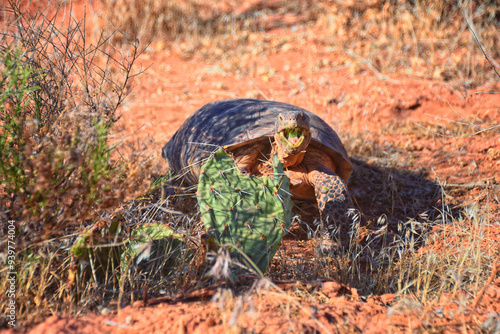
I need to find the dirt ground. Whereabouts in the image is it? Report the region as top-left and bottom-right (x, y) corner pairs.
(4, 1), (500, 333)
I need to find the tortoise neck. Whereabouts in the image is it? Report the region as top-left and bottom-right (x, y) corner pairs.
(270, 140), (306, 168)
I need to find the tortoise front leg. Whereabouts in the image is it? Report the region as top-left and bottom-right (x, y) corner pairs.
(308, 166), (354, 255)
(309, 166), (354, 232)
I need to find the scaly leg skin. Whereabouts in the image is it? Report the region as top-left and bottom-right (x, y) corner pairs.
(309, 166), (354, 255)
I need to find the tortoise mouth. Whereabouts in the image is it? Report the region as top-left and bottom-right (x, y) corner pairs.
(278, 126), (310, 152)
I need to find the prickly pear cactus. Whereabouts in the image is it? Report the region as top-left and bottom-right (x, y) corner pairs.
(197, 147), (293, 274)
(121, 223), (185, 275)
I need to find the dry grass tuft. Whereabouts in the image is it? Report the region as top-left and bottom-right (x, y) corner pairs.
(320, 1), (499, 85)
(99, 0), (324, 42)
(99, 0), (499, 86)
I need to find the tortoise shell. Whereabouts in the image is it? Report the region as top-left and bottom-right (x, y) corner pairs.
(162, 99), (352, 185)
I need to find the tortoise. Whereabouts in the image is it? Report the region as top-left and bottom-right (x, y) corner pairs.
(162, 98), (354, 231)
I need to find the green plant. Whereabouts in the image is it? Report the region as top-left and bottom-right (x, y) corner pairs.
(197, 148), (293, 274)
(70, 219), (123, 284)
(0, 0), (147, 237)
(70, 222), (185, 281)
(122, 223), (185, 275)
(0, 1), (149, 326)
(0, 46), (41, 197)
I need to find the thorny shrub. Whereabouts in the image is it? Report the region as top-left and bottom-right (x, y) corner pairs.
(0, 1), (149, 240)
(0, 1), (151, 326)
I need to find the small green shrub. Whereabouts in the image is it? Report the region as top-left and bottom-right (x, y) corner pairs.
(0, 46), (41, 197)
(0, 1), (147, 237)
(0, 1), (149, 326)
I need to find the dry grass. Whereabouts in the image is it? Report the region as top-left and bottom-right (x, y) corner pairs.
(0, 0), (153, 326)
(100, 0), (499, 87)
(0, 0), (498, 331)
(319, 0), (499, 86)
(382, 118), (500, 140)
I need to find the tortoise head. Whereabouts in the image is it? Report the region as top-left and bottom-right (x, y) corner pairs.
(274, 110), (312, 157)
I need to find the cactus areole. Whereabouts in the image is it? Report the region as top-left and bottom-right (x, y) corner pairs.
(163, 99), (355, 231)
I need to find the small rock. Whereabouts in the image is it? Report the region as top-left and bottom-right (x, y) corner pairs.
(381, 294), (396, 305)
(281, 43), (294, 52)
(206, 316), (217, 327)
(322, 281), (342, 297)
(132, 300), (144, 308)
(349, 287), (359, 300)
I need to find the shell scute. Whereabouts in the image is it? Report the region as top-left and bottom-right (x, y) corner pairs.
(163, 99), (352, 185)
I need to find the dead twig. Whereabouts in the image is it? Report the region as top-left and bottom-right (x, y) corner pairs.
(471, 258), (499, 310)
(461, 8), (500, 79)
(444, 181), (500, 191)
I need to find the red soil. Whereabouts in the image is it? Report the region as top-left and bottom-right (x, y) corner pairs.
(5, 1), (500, 333)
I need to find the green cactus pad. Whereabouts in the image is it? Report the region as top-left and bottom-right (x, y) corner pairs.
(197, 147), (293, 274)
(70, 220), (122, 282)
(71, 221), (185, 280)
(122, 223), (184, 272)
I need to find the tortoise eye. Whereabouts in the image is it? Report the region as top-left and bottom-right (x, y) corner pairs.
(278, 114), (285, 121)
